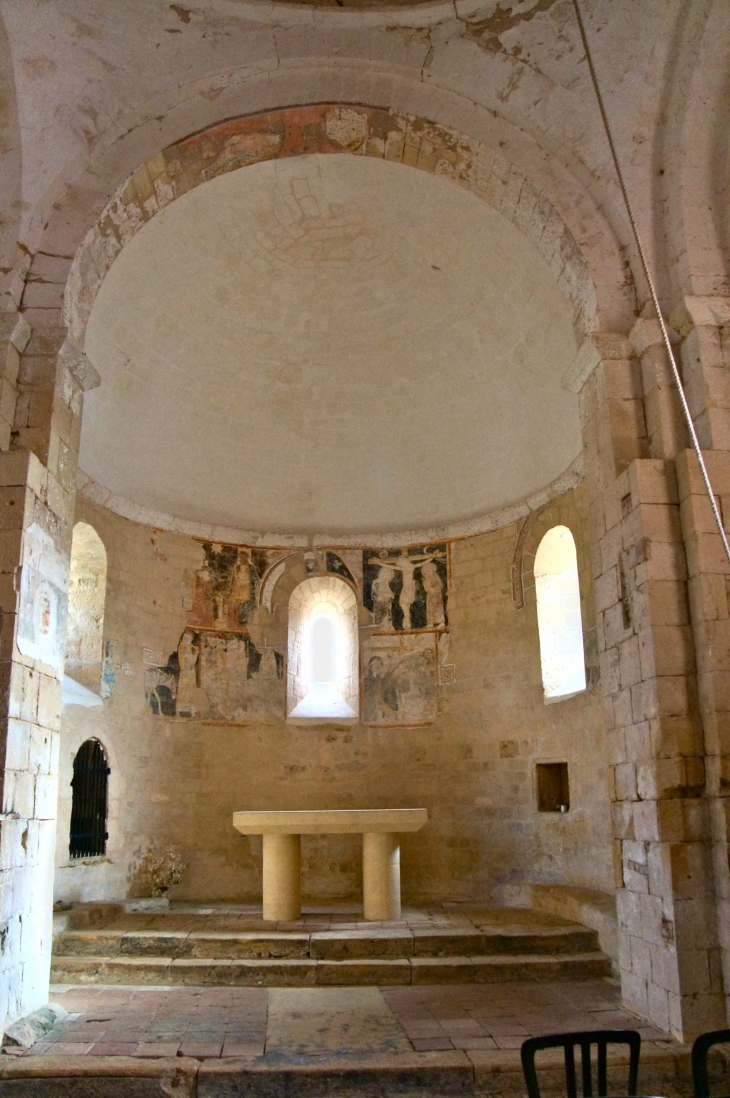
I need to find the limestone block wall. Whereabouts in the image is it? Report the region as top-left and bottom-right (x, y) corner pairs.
(54, 489), (612, 906)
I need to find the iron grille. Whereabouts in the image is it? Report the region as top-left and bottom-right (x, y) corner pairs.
(69, 739), (109, 859)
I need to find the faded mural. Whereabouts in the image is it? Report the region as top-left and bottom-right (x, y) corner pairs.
(362, 632), (438, 727)
(17, 523), (69, 674)
(145, 541), (451, 726)
(363, 544), (448, 632)
(145, 543), (288, 721)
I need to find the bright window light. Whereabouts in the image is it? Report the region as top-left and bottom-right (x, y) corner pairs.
(534, 525), (586, 700)
(288, 577), (359, 720)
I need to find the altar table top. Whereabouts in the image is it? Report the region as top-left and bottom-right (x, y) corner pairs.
(232, 808), (428, 835)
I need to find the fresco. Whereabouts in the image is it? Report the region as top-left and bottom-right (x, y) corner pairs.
(184, 543), (274, 632)
(363, 544), (448, 632)
(16, 523), (69, 673)
(145, 629), (285, 721)
(145, 542), (289, 721)
(146, 540), (450, 725)
(361, 632), (437, 727)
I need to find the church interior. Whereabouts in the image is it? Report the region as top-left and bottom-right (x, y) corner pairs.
(0, 0), (730, 1093)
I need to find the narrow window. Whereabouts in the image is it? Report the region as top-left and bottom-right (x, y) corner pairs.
(536, 762), (570, 812)
(287, 576), (359, 719)
(64, 523), (107, 695)
(534, 525), (586, 700)
(69, 739), (109, 859)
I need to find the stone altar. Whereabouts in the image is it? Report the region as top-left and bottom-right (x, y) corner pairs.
(232, 809), (428, 921)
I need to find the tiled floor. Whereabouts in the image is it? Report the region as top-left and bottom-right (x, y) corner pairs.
(382, 982), (669, 1051)
(16, 979), (669, 1060)
(24, 986), (267, 1059)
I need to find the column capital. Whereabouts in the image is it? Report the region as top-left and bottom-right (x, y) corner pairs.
(562, 332), (632, 394)
(0, 312), (31, 355)
(58, 335), (100, 393)
(670, 295), (730, 338)
(629, 318), (680, 357)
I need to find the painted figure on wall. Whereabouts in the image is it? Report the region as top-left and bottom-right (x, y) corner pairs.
(145, 629), (285, 722)
(421, 560), (446, 627)
(176, 630), (203, 718)
(149, 541), (449, 726)
(185, 543), (263, 633)
(362, 633), (437, 726)
(370, 564), (395, 627)
(363, 544), (448, 632)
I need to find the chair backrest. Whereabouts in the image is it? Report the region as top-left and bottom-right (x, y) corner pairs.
(521, 1030), (641, 1098)
(692, 1029), (730, 1098)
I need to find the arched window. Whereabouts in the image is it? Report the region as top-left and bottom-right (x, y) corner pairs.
(287, 576), (358, 719)
(64, 523), (107, 694)
(534, 525), (586, 700)
(69, 739), (109, 859)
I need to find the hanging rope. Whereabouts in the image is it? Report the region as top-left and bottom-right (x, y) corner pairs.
(572, 0), (730, 567)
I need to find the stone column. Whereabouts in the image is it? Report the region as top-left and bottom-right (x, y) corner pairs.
(580, 329), (725, 1040)
(0, 301), (98, 1032)
(262, 833), (301, 921)
(362, 832), (400, 921)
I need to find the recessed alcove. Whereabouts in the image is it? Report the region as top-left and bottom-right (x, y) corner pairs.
(287, 575), (359, 722)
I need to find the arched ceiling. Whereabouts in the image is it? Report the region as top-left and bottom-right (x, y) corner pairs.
(82, 152), (579, 538)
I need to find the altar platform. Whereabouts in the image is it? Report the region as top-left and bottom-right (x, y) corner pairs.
(51, 903), (611, 988)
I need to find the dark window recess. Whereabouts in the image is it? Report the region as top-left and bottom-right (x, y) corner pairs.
(536, 762), (570, 812)
(69, 739), (109, 859)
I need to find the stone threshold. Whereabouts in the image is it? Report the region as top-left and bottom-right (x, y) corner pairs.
(0, 1042), (694, 1097)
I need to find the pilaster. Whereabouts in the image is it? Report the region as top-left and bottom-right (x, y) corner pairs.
(581, 330), (725, 1040)
(0, 304), (95, 1032)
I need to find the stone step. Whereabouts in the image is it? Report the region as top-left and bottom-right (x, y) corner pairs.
(0, 1051), (475, 1097)
(52, 923), (599, 960)
(51, 950), (611, 987)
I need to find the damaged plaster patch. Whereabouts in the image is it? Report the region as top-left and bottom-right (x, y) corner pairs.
(128, 842), (185, 898)
(460, 0), (559, 54)
(325, 107), (368, 150)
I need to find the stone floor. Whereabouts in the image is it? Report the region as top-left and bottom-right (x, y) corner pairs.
(16, 979), (669, 1060)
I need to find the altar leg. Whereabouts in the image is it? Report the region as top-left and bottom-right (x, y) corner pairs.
(262, 833), (301, 921)
(362, 832), (400, 921)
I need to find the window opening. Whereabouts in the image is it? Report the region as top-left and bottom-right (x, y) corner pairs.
(64, 523), (107, 695)
(311, 616), (334, 681)
(536, 762), (570, 812)
(69, 739), (109, 859)
(288, 576), (359, 720)
(534, 525), (586, 699)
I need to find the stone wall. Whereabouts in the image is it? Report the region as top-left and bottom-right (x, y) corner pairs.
(54, 487), (612, 906)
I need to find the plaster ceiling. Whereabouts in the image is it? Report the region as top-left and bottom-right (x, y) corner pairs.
(82, 153), (580, 538)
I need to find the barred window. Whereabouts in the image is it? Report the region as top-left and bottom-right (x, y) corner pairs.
(69, 739), (109, 859)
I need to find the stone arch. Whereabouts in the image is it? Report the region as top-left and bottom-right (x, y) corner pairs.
(653, 0), (730, 303)
(64, 522), (108, 694)
(511, 487), (599, 688)
(287, 574), (359, 720)
(64, 104), (599, 346)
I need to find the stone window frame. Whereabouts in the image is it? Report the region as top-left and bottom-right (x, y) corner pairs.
(286, 574), (360, 724)
(511, 491), (600, 696)
(64, 521), (108, 699)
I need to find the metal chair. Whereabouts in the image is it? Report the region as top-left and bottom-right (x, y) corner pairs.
(521, 1030), (641, 1098)
(692, 1029), (730, 1098)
